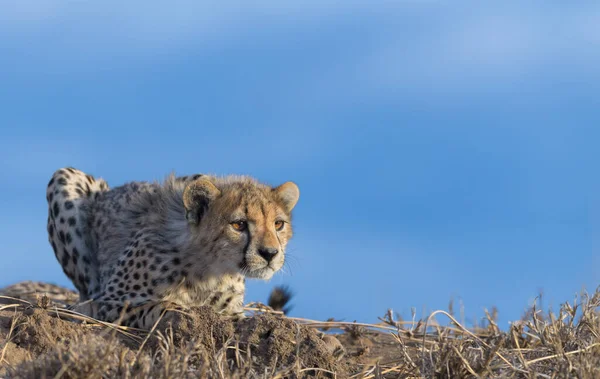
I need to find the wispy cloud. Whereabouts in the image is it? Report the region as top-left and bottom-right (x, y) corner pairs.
(300, 4), (600, 102)
(0, 1), (386, 51)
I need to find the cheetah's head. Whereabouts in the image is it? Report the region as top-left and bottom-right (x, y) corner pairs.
(182, 176), (299, 280)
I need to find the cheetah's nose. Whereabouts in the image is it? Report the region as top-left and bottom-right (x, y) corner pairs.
(258, 247), (279, 263)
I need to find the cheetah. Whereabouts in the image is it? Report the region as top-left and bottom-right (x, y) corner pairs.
(46, 167), (299, 329)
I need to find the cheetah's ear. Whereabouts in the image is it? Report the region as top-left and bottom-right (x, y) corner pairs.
(273, 182), (300, 213)
(183, 177), (221, 224)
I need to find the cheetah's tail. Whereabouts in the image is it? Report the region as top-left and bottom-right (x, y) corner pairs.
(0, 281), (79, 308)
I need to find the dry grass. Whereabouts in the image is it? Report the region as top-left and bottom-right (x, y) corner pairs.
(0, 286), (599, 378)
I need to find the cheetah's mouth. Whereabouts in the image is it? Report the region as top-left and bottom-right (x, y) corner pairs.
(245, 266), (276, 279)
(239, 259), (277, 280)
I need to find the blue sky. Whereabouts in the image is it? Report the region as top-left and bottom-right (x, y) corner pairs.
(1, 1), (599, 328)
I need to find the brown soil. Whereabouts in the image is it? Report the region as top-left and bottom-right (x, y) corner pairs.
(146, 306), (235, 353)
(235, 313), (349, 376)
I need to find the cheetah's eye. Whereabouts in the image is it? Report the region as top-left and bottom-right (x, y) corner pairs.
(274, 220), (285, 231)
(231, 221), (247, 231)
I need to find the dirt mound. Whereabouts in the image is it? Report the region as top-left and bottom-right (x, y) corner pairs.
(236, 313), (346, 375)
(146, 308), (345, 377)
(8, 333), (146, 379)
(10, 309), (85, 356)
(1, 306), (345, 378)
(148, 306), (235, 352)
(3, 288), (600, 378)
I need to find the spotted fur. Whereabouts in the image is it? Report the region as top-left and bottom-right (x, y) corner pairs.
(0, 281), (79, 307)
(46, 167), (299, 328)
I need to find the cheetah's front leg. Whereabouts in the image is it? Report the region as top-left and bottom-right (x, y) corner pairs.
(96, 299), (184, 329)
(206, 275), (246, 321)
